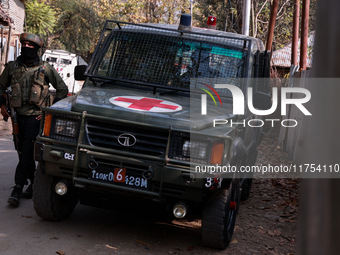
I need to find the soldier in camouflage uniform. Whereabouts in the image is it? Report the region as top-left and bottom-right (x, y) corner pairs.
(0, 33), (68, 207)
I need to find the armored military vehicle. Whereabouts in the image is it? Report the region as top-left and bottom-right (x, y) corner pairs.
(33, 15), (270, 249)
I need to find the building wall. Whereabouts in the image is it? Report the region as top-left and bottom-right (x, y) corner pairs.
(0, 0), (24, 68)
(2, 0), (25, 34)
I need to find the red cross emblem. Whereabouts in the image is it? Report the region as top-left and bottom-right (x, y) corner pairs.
(109, 96), (182, 113)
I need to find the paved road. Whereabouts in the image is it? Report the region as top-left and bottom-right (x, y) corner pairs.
(0, 135), (217, 255)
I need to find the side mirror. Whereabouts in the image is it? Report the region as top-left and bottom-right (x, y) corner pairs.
(253, 91), (272, 110)
(74, 65), (87, 81)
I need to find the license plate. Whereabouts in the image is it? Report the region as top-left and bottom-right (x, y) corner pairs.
(89, 168), (149, 189)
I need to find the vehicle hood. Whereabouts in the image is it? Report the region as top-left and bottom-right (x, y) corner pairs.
(52, 86), (235, 131)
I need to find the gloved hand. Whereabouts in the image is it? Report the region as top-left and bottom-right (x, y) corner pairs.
(1, 105), (10, 121)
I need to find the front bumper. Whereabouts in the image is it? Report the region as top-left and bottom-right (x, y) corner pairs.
(34, 141), (207, 203)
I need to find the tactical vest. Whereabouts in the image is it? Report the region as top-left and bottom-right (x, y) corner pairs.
(9, 61), (51, 108)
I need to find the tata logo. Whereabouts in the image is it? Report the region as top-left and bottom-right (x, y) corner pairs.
(118, 133), (137, 147)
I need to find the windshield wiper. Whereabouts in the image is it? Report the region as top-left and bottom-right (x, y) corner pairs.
(89, 77), (118, 87)
(159, 88), (189, 96)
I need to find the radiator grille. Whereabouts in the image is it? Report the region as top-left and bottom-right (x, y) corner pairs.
(85, 119), (169, 157)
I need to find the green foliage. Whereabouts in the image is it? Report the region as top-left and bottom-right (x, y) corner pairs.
(193, 0), (232, 32)
(49, 0), (102, 57)
(25, 0), (56, 35)
(25, 0), (318, 61)
(193, 0), (317, 51)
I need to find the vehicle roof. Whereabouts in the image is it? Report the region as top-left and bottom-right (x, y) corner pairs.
(44, 49), (77, 57)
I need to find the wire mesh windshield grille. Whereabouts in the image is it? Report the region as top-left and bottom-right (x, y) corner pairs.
(89, 21), (251, 91)
(85, 119), (169, 157)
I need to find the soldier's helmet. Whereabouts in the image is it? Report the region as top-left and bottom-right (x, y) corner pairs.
(19, 33), (44, 48)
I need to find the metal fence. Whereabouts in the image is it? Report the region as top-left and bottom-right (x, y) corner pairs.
(278, 68), (310, 161)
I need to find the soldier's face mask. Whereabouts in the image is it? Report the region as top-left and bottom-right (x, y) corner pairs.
(20, 46), (39, 61)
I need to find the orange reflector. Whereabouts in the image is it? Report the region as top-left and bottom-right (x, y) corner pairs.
(43, 114), (52, 136)
(210, 142), (224, 164)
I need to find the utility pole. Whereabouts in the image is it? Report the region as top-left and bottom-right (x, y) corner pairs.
(291, 0), (300, 67)
(190, 0), (193, 26)
(242, 0), (251, 36)
(266, 0), (279, 51)
(300, 0), (310, 70)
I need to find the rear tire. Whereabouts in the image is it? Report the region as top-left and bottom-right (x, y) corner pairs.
(33, 164), (78, 221)
(202, 180), (240, 249)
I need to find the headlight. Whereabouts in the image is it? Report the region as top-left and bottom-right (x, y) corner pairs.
(169, 132), (225, 164)
(55, 118), (78, 137)
(182, 140), (208, 159)
(42, 113), (80, 143)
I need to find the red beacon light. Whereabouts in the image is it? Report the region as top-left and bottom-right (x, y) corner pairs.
(207, 16), (217, 29)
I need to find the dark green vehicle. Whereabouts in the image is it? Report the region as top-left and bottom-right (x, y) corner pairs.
(33, 16), (270, 249)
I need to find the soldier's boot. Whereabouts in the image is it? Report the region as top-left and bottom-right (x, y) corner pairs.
(7, 185), (23, 207)
(22, 184), (33, 199)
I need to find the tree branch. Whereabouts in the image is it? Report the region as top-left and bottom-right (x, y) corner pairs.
(276, 0), (290, 17)
(255, 0), (269, 37)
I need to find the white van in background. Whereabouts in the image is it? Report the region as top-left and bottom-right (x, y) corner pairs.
(42, 49), (87, 95)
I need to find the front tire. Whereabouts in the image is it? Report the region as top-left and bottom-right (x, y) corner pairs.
(202, 180), (240, 249)
(33, 164), (78, 221)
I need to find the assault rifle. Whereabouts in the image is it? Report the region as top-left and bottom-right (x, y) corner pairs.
(4, 91), (19, 151)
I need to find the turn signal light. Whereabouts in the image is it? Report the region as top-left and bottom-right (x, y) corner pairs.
(43, 113), (52, 136)
(210, 142), (224, 164)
